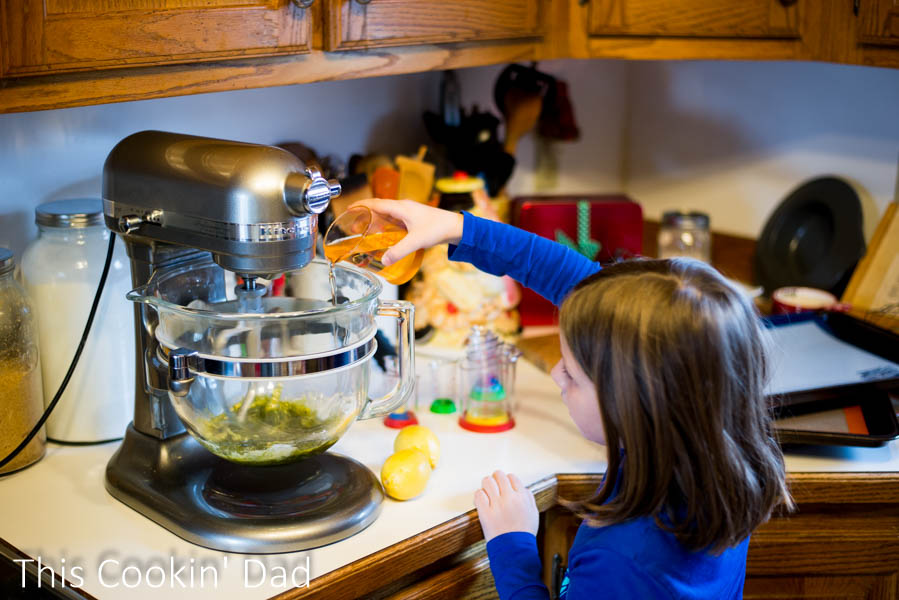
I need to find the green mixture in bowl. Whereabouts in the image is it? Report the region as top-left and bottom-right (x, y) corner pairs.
(197, 386), (344, 465)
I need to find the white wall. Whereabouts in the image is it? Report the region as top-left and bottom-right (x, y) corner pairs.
(625, 60), (899, 239)
(2, 58), (899, 255)
(0, 72), (440, 257)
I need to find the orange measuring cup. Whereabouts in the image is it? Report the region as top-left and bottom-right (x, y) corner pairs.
(323, 206), (423, 285)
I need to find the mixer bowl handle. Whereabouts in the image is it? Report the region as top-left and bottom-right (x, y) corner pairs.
(359, 300), (415, 420)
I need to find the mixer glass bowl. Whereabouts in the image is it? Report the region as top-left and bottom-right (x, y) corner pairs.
(128, 258), (413, 465)
(172, 359), (371, 464)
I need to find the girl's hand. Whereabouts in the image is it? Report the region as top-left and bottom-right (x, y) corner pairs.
(349, 199), (464, 266)
(474, 471), (539, 542)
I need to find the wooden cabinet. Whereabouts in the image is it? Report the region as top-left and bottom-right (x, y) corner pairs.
(586, 0), (800, 39)
(1, 0), (899, 113)
(0, 0), (314, 77)
(2, 471), (894, 598)
(324, 0), (544, 51)
(273, 472), (899, 599)
(858, 0), (899, 46)
(541, 473), (899, 600)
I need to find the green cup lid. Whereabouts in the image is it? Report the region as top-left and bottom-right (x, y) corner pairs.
(430, 398), (457, 414)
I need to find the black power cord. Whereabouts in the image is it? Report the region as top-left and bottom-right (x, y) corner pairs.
(0, 231), (117, 473)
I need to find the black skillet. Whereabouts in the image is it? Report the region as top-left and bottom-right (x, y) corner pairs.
(755, 176), (866, 295)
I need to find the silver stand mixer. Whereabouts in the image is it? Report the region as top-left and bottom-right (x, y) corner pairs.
(102, 131), (415, 553)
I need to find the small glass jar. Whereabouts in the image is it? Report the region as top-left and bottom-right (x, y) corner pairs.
(0, 248), (46, 474)
(657, 211), (711, 263)
(20, 199), (134, 443)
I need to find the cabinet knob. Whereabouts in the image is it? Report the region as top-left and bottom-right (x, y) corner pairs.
(291, 0), (315, 8)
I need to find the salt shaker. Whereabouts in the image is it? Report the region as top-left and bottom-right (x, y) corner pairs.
(657, 211), (711, 263)
(20, 199), (134, 443)
(0, 248), (46, 474)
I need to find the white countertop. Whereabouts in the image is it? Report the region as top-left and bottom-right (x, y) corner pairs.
(1, 358), (897, 600)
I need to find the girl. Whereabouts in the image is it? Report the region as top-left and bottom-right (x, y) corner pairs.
(355, 199), (792, 599)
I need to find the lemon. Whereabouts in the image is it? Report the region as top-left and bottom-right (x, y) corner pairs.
(381, 449), (431, 500)
(394, 425), (440, 469)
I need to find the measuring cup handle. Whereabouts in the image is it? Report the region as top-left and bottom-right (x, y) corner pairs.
(359, 300), (416, 420)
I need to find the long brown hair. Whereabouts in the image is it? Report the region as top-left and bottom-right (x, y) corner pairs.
(560, 258), (792, 553)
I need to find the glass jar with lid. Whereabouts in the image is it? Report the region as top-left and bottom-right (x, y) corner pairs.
(20, 199), (134, 443)
(657, 211), (712, 263)
(0, 248), (46, 474)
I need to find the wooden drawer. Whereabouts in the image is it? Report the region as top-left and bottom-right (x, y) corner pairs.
(586, 0), (800, 39)
(859, 0), (899, 46)
(1, 0), (314, 77)
(324, 0), (544, 51)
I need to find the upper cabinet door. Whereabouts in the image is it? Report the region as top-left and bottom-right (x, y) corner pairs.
(325, 0), (543, 51)
(859, 0), (899, 46)
(587, 0), (800, 39)
(1, 0), (314, 77)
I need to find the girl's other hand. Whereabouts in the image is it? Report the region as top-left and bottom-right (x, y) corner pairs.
(474, 471), (539, 542)
(349, 199), (464, 266)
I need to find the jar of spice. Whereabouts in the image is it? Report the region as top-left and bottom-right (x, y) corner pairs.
(0, 248), (46, 474)
(20, 199), (134, 443)
(657, 211), (712, 263)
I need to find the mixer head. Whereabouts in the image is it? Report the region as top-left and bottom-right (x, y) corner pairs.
(102, 131), (341, 278)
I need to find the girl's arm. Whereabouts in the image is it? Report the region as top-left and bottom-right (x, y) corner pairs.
(476, 471), (551, 600)
(351, 200), (600, 306)
(448, 211), (600, 306)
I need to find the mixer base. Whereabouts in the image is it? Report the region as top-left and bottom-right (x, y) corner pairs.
(106, 425), (383, 553)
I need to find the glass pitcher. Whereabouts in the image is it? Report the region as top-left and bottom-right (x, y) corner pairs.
(128, 258), (415, 465)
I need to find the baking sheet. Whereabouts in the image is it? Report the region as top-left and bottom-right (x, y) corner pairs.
(774, 405), (869, 434)
(765, 320), (899, 395)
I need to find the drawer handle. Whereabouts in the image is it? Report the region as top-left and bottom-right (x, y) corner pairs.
(779, 0), (798, 5)
(291, 0), (315, 8)
(355, 0), (373, 4)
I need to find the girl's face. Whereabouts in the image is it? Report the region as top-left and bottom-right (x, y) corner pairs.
(551, 334), (606, 445)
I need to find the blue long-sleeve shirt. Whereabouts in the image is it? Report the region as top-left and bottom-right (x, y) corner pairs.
(447, 211), (601, 306)
(447, 213), (750, 599)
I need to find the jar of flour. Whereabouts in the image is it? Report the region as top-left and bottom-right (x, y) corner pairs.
(20, 199), (134, 443)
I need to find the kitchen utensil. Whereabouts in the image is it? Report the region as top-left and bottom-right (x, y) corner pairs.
(493, 63), (553, 120)
(458, 326), (521, 433)
(129, 258), (413, 464)
(494, 64), (550, 157)
(764, 311), (899, 447)
(420, 358), (458, 414)
(396, 146), (435, 204)
(102, 131), (416, 554)
(423, 104), (514, 197)
(323, 205), (423, 285)
(841, 202), (899, 335)
(380, 355), (419, 429)
(501, 86), (543, 156)
(0, 248), (45, 475)
(755, 177), (866, 295)
(493, 63), (580, 144)
(20, 199), (134, 443)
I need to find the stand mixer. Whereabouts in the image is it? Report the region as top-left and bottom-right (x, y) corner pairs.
(102, 131), (415, 553)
